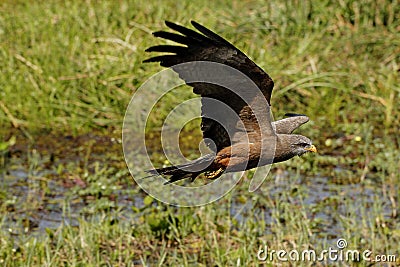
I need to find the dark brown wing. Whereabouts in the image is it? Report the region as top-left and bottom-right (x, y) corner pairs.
(144, 21), (275, 151)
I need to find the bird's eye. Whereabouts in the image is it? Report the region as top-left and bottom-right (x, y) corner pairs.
(297, 142), (309, 147)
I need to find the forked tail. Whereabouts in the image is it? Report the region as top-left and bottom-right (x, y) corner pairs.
(145, 154), (215, 184)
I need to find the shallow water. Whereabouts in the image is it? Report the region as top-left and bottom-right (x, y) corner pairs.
(229, 170), (395, 243)
(0, 134), (397, 245)
(1, 162), (395, 243)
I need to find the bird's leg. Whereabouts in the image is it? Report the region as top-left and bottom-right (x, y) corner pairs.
(204, 168), (224, 180)
(204, 151), (230, 179)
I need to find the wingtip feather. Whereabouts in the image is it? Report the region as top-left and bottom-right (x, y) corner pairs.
(190, 20), (200, 27)
(165, 20), (176, 27)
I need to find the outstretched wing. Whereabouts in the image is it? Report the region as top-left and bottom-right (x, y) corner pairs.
(273, 113), (309, 134)
(144, 21), (275, 151)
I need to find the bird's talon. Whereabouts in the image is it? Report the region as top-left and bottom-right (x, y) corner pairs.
(205, 168), (224, 179)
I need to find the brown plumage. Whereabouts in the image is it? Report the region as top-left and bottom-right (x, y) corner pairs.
(144, 21), (316, 184)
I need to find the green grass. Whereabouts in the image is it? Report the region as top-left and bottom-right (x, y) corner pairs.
(1, 0), (399, 135)
(0, 0), (399, 266)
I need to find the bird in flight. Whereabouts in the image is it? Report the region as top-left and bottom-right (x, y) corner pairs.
(144, 21), (316, 184)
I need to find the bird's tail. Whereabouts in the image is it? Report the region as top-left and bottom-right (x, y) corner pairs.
(145, 154), (215, 184)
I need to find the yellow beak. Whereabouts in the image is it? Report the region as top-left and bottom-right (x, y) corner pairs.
(305, 145), (317, 153)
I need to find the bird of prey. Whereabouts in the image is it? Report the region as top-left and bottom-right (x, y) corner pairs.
(144, 21), (316, 184)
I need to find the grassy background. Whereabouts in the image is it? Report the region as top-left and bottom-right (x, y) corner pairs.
(0, 0), (399, 266)
(1, 0), (399, 135)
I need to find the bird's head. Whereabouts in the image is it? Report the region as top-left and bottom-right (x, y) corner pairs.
(287, 135), (317, 156)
